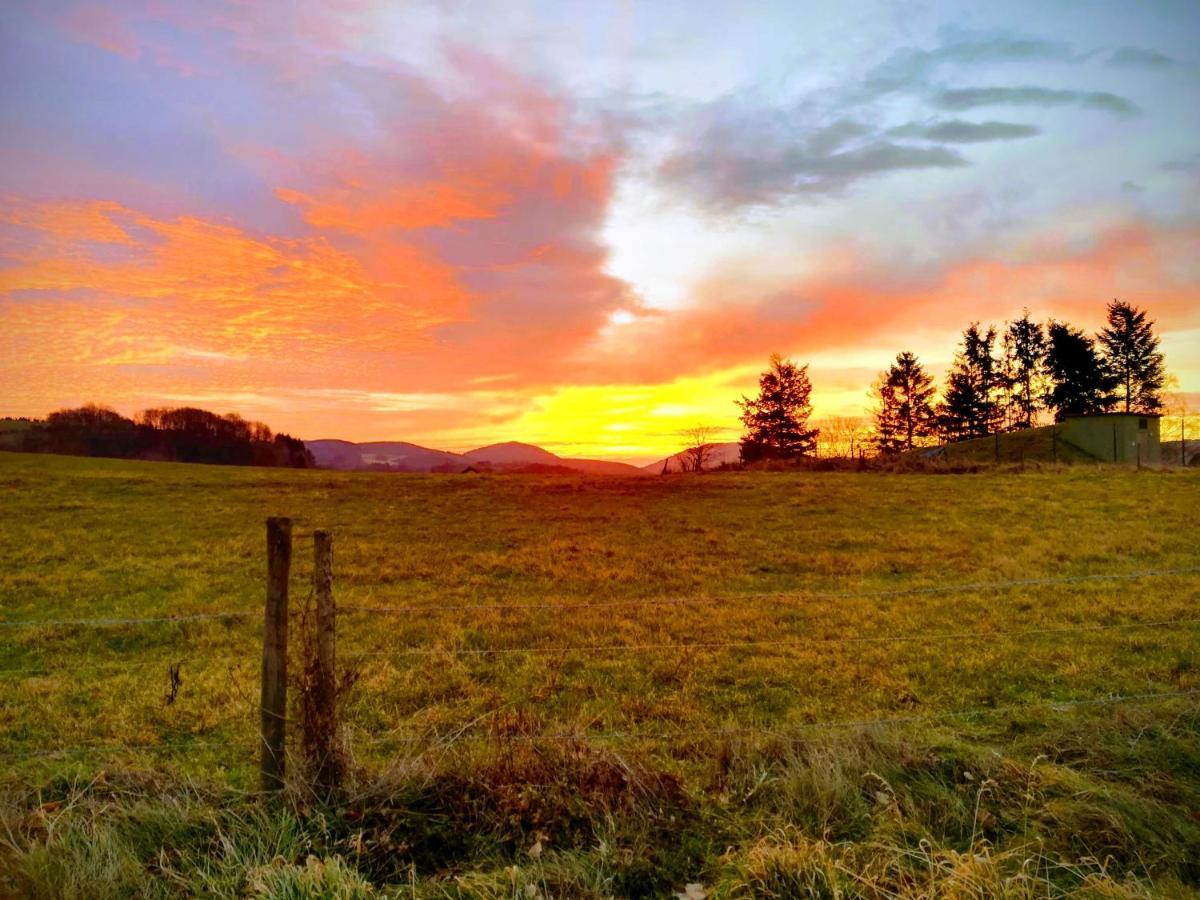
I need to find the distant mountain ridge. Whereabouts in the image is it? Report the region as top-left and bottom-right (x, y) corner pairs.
(306, 438), (650, 476)
(463, 441), (558, 465)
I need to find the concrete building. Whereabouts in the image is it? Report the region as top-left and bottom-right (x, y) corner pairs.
(1058, 413), (1160, 465)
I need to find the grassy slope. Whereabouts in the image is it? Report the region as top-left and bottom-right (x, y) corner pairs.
(1, 451), (1199, 897)
(910, 423), (1099, 466)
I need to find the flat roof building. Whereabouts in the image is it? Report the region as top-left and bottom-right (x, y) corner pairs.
(1059, 413), (1160, 465)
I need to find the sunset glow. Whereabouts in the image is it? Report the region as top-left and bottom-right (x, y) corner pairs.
(2, 2), (1198, 461)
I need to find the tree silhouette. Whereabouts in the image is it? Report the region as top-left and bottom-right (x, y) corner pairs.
(814, 416), (868, 458)
(27, 404), (312, 467)
(873, 351), (937, 453)
(737, 354), (819, 462)
(1000, 311), (1047, 430)
(1097, 299), (1165, 414)
(677, 424), (722, 472)
(1044, 322), (1115, 420)
(939, 324), (1001, 440)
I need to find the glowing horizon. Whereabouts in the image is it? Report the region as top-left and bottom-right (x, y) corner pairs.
(2, 2), (1198, 464)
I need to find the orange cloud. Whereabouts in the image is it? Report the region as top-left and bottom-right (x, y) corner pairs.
(575, 222), (1200, 389)
(275, 179), (509, 233)
(0, 198), (472, 371)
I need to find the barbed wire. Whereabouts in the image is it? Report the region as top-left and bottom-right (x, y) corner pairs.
(340, 566), (1200, 618)
(0, 611), (255, 630)
(2, 566), (1195, 631)
(0, 652), (256, 679)
(3, 616), (1192, 680)
(7, 687), (1193, 763)
(353, 688), (1200, 748)
(341, 616), (1200, 661)
(514, 687), (1200, 745)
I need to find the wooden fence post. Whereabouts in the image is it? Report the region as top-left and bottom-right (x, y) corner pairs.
(262, 517), (292, 795)
(311, 529), (341, 795)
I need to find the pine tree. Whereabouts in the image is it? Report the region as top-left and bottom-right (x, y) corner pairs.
(737, 354), (819, 461)
(873, 351), (937, 453)
(939, 324), (1001, 441)
(1000, 311), (1047, 430)
(1044, 321), (1115, 420)
(873, 376), (902, 454)
(1097, 300), (1165, 414)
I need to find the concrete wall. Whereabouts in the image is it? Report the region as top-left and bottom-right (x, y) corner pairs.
(1059, 414), (1160, 464)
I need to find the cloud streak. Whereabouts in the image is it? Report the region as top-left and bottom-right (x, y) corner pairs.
(658, 107), (968, 210)
(889, 119), (1041, 143)
(934, 86), (1140, 117)
(865, 30), (1083, 96)
(1105, 46), (1176, 69)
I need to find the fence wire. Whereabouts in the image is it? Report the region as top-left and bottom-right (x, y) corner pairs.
(341, 566), (1200, 618)
(3, 616), (1194, 680)
(0, 611), (255, 630)
(342, 616), (1200, 661)
(2, 565), (1196, 630)
(0, 651), (256, 679)
(358, 687), (1200, 747)
(4, 687), (1196, 764)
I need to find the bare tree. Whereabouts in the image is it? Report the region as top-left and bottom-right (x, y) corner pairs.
(813, 416), (869, 459)
(677, 424), (722, 472)
(1160, 377), (1198, 466)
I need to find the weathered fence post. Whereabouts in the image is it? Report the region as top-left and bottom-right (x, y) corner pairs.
(262, 517), (292, 795)
(311, 529), (341, 795)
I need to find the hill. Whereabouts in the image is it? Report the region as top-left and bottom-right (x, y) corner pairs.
(913, 423), (1100, 465)
(310, 437), (649, 475)
(306, 440), (468, 472)
(642, 440), (742, 473)
(462, 441), (559, 465)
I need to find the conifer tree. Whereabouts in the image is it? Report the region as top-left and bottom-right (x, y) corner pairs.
(1000, 311), (1047, 430)
(873, 351), (937, 452)
(1097, 299), (1165, 414)
(738, 354), (819, 461)
(1044, 321), (1115, 420)
(939, 323), (1001, 440)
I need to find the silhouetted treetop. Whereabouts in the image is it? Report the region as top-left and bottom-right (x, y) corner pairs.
(738, 354), (819, 462)
(10, 404), (311, 468)
(1044, 322), (1116, 421)
(1098, 299), (1165, 414)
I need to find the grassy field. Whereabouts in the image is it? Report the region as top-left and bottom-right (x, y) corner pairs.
(1, 451), (1199, 897)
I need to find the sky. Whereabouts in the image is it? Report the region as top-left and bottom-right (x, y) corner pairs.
(1, 0), (1198, 462)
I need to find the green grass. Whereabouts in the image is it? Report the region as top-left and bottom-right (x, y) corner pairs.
(1, 451), (1199, 897)
(906, 423), (1099, 466)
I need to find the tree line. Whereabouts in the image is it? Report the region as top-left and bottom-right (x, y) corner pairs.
(731, 299), (1166, 462)
(3, 404), (314, 468)
(873, 299), (1164, 452)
